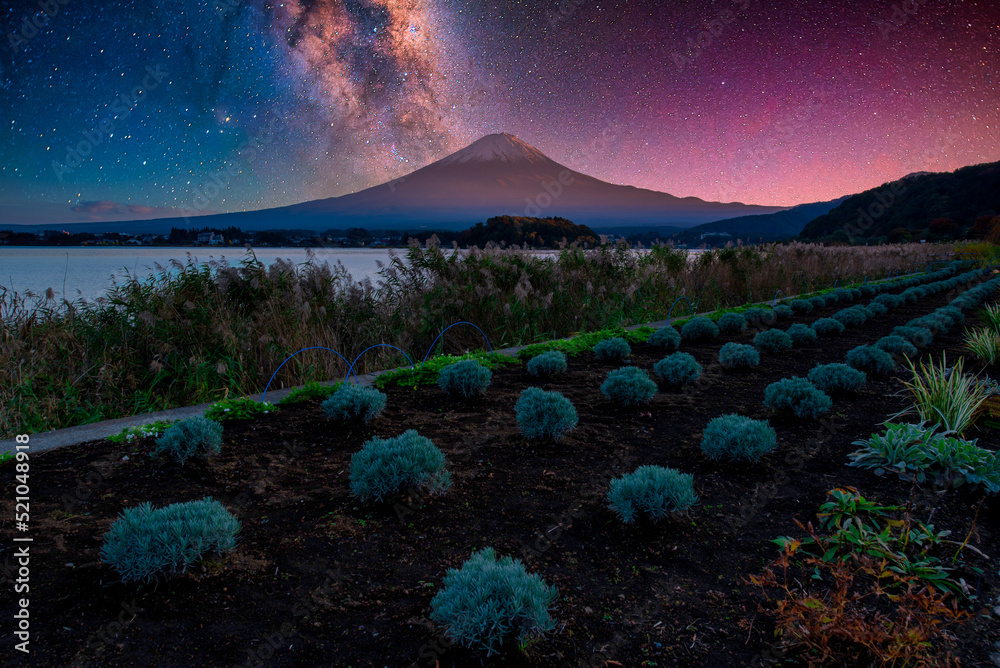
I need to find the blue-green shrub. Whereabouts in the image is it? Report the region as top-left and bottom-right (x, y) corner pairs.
(601, 366), (658, 405)
(743, 307), (774, 327)
(350, 430), (451, 503)
(833, 288), (853, 303)
(773, 304), (794, 320)
(831, 306), (868, 327)
(876, 335), (918, 358)
(718, 343), (760, 370)
(700, 414), (777, 462)
(754, 329), (793, 354)
(716, 312), (747, 335)
(763, 377), (832, 418)
(845, 345), (895, 376)
(607, 465), (698, 524)
(653, 353), (702, 387)
(786, 323), (818, 345)
(873, 293), (903, 309)
(909, 315), (946, 335)
(681, 317), (719, 342)
(807, 363), (866, 394)
(429, 547), (558, 657)
(438, 360), (492, 398)
(864, 302), (888, 318)
(790, 299), (813, 314)
(527, 351), (568, 377)
(648, 325), (681, 351)
(321, 384), (387, 423)
(154, 416), (223, 465)
(812, 318), (846, 336)
(593, 337), (631, 361)
(101, 497), (240, 583)
(809, 296), (827, 310)
(937, 306), (965, 325)
(893, 325), (934, 348)
(515, 387), (578, 440)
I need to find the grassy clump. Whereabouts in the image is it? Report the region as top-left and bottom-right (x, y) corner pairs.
(153, 416), (223, 465)
(515, 387), (578, 440)
(437, 359), (492, 398)
(764, 377), (832, 419)
(321, 384), (387, 423)
(601, 366), (658, 405)
(205, 397), (277, 422)
(349, 430), (451, 503)
(429, 547), (558, 657)
(278, 381), (343, 405)
(607, 465), (698, 524)
(896, 354), (989, 435)
(700, 414), (777, 462)
(526, 350), (568, 377)
(653, 353), (702, 387)
(593, 336), (632, 361)
(807, 363), (866, 394)
(718, 343), (760, 370)
(100, 497), (240, 584)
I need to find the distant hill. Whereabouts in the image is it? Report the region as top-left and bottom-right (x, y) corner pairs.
(671, 197), (847, 246)
(455, 216), (599, 247)
(799, 161), (1000, 242)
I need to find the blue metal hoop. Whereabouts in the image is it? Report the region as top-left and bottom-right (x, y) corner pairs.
(261, 347), (357, 403)
(347, 344), (416, 381)
(421, 321), (494, 367)
(666, 296), (696, 321)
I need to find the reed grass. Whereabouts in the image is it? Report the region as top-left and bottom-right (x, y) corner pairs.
(1, 240), (951, 436)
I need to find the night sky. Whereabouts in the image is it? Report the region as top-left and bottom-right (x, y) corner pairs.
(1, 0), (998, 224)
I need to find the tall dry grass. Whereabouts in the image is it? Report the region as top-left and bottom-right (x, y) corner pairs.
(1, 240), (952, 436)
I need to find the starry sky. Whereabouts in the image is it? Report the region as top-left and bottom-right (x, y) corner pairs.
(1, 0), (998, 224)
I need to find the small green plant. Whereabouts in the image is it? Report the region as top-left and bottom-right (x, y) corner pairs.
(753, 329), (793, 354)
(718, 342), (760, 370)
(437, 359), (492, 398)
(811, 318), (845, 336)
(700, 414), (777, 462)
(593, 336), (632, 361)
(964, 327), (1000, 365)
(763, 377), (832, 419)
(601, 366), (658, 405)
(0, 451), (14, 467)
(321, 384), (387, 423)
(647, 325), (681, 351)
(429, 547), (558, 657)
(278, 381), (343, 405)
(376, 352), (517, 389)
(979, 303), (1000, 333)
(526, 350), (568, 377)
(100, 497), (240, 583)
(515, 387), (578, 440)
(607, 465), (698, 523)
(894, 354), (988, 435)
(716, 312), (747, 335)
(807, 363), (866, 394)
(153, 416), (223, 465)
(205, 397), (277, 422)
(108, 420), (174, 444)
(680, 317), (718, 342)
(845, 345), (895, 377)
(349, 430), (451, 503)
(876, 335), (918, 358)
(785, 323), (817, 346)
(653, 352), (702, 387)
(515, 327), (652, 361)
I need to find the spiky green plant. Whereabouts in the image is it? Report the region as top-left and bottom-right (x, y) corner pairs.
(895, 354), (989, 435)
(979, 303), (1000, 334)
(963, 327), (1000, 366)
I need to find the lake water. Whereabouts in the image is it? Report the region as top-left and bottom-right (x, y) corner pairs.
(0, 246), (566, 303)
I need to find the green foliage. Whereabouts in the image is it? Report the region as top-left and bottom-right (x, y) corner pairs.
(845, 345), (895, 377)
(153, 416), (223, 465)
(680, 316), (718, 342)
(205, 397), (277, 422)
(349, 430), (451, 503)
(653, 352), (702, 387)
(526, 350), (568, 377)
(718, 342), (760, 370)
(321, 384), (387, 423)
(601, 366), (658, 405)
(647, 325), (681, 351)
(753, 329), (793, 354)
(786, 323), (818, 346)
(108, 419), (173, 444)
(700, 413), (777, 462)
(593, 336), (632, 361)
(848, 423), (1000, 493)
(979, 303), (1000, 334)
(515, 327), (652, 361)
(876, 335), (918, 358)
(790, 299), (813, 314)
(964, 327), (1000, 365)
(607, 465), (698, 524)
(429, 547), (558, 656)
(100, 497), (240, 584)
(515, 387), (578, 440)
(278, 381), (343, 405)
(808, 363), (866, 394)
(0, 451), (14, 467)
(716, 312), (748, 335)
(375, 352), (517, 390)
(437, 359), (492, 398)
(895, 354), (988, 434)
(811, 318), (845, 336)
(764, 377), (832, 419)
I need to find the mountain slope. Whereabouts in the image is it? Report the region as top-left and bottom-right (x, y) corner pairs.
(671, 197), (848, 246)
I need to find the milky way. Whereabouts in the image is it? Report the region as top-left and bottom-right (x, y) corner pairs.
(0, 0), (997, 224)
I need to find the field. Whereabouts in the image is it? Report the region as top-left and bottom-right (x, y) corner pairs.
(5, 261), (999, 667)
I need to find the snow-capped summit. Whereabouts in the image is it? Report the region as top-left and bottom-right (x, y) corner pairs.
(436, 133), (551, 166)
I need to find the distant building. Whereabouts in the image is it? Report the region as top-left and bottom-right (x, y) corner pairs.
(197, 232), (224, 245)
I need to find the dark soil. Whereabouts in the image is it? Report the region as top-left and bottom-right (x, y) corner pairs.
(4, 280), (1000, 667)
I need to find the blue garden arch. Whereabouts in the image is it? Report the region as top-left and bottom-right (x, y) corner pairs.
(666, 296), (696, 321)
(347, 344), (416, 380)
(420, 321), (494, 367)
(261, 347), (356, 403)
